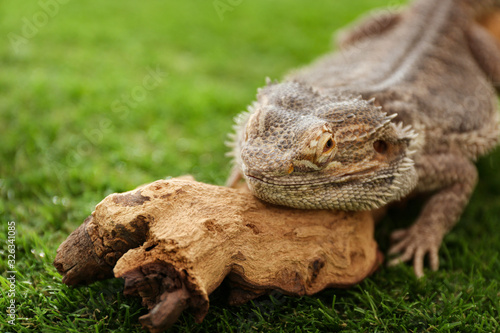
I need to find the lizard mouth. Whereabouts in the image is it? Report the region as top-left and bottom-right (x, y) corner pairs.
(243, 153), (418, 211)
(243, 167), (378, 187)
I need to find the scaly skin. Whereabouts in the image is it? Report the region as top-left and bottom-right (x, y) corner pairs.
(228, 0), (500, 277)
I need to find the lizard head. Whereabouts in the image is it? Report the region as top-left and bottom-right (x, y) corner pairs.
(231, 81), (420, 210)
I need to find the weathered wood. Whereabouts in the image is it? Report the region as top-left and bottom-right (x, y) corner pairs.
(54, 177), (381, 332)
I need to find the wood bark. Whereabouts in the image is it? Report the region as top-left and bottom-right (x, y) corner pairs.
(54, 177), (381, 332)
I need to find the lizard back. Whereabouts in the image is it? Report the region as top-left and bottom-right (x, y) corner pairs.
(288, 0), (500, 158)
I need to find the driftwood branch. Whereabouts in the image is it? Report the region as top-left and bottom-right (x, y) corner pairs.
(54, 177), (381, 332)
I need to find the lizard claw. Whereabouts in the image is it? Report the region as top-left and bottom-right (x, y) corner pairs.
(387, 226), (442, 278)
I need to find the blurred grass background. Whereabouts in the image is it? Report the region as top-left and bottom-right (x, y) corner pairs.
(1, 0), (499, 332)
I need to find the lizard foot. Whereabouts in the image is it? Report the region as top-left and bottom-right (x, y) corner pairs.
(387, 225), (443, 278)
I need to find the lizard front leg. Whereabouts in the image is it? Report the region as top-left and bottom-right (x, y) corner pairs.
(226, 165), (243, 188)
(388, 153), (478, 277)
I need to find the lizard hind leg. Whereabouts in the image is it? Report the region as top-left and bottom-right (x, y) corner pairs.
(478, 9), (500, 42)
(335, 9), (401, 50)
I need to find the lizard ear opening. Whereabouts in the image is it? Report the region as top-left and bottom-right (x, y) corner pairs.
(373, 140), (388, 154)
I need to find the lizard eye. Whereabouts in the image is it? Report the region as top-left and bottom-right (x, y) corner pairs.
(373, 140), (388, 154)
(313, 132), (336, 165)
(317, 133), (336, 157)
(323, 138), (335, 153)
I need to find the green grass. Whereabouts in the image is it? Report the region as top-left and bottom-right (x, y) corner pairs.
(1, 0), (500, 332)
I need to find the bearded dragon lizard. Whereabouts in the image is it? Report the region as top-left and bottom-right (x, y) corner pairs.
(227, 0), (500, 277)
